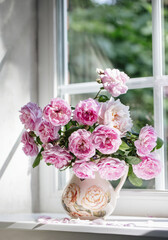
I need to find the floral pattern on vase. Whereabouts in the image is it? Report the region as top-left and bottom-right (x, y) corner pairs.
(62, 183), (108, 219)
(63, 183), (80, 207)
(81, 185), (108, 211)
(62, 169), (128, 220)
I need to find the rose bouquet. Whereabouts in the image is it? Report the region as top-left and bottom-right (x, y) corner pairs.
(19, 68), (163, 186)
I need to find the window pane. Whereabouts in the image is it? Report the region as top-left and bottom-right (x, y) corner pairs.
(68, 0), (152, 84)
(70, 88), (154, 189)
(118, 88), (154, 132)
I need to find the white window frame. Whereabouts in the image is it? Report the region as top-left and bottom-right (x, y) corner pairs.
(38, 0), (168, 216)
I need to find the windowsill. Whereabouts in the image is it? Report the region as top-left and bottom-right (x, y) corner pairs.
(0, 213), (168, 238)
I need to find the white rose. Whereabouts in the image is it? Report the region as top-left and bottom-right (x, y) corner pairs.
(98, 98), (133, 137)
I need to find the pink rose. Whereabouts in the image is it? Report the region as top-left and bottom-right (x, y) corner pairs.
(133, 153), (161, 180)
(21, 131), (38, 157)
(42, 144), (73, 169)
(37, 120), (60, 143)
(43, 98), (71, 126)
(73, 98), (100, 126)
(97, 68), (129, 97)
(69, 129), (95, 159)
(134, 125), (157, 157)
(19, 102), (42, 131)
(73, 161), (98, 179)
(98, 98), (132, 137)
(91, 125), (121, 154)
(98, 157), (127, 180)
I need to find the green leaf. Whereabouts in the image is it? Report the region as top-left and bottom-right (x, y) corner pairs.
(88, 126), (95, 133)
(128, 165), (133, 177)
(64, 126), (85, 138)
(64, 120), (78, 130)
(32, 148), (43, 168)
(131, 131), (139, 137)
(119, 141), (130, 151)
(125, 156), (142, 165)
(59, 165), (70, 171)
(46, 163), (52, 166)
(156, 137), (164, 150)
(128, 171), (143, 187)
(117, 149), (125, 156)
(71, 120), (77, 125)
(98, 95), (109, 102)
(65, 121), (73, 130)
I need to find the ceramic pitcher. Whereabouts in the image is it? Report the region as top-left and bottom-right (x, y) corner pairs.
(62, 165), (129, 220)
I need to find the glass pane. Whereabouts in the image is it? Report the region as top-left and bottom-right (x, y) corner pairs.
(118, 88), (154, 132)
(70, 88), (154, 189)
(68, 0), (152, 84)
(164, 87), (168, 189)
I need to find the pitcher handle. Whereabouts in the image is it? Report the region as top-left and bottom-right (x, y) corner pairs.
(115, 165), (129, 195)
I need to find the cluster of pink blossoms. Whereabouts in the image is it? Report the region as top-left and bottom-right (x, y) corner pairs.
(19, 68), (162, 184)
(19, 98), (70, 157)
(133, 125), (161, 179)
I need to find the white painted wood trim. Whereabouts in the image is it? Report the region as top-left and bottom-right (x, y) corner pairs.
(152, 0), (165, 190)
(58, 76), (168, 95)
(37, 0), (59, 212)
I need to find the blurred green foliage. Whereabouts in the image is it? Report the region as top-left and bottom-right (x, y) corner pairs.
(68, 0), (152, 83)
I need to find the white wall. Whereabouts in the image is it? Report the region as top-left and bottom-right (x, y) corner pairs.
(0, 0), (38, 213)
